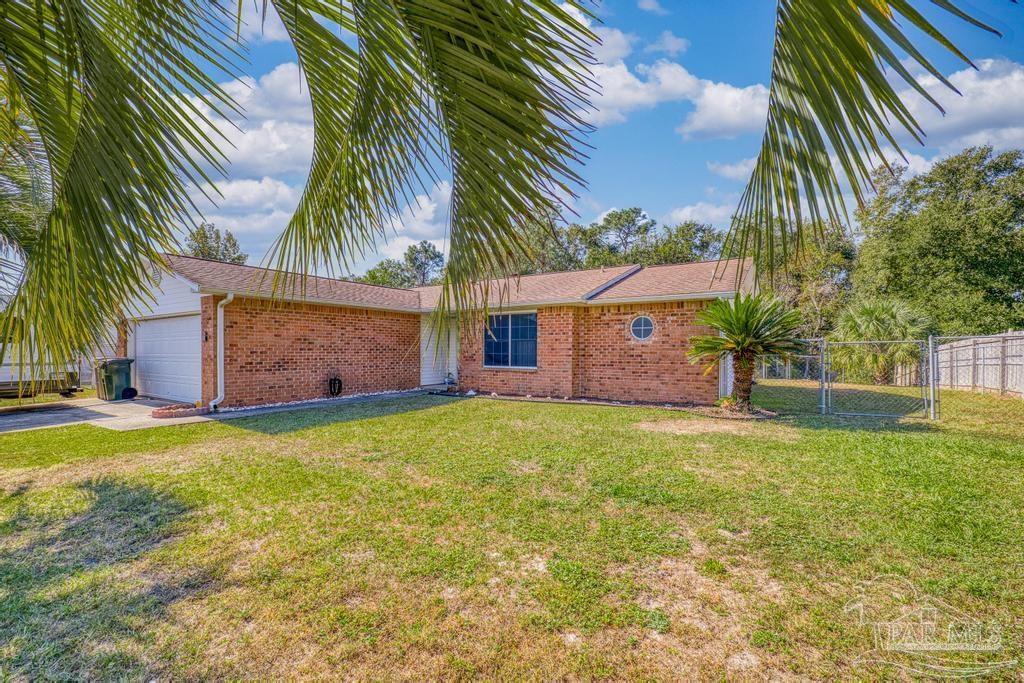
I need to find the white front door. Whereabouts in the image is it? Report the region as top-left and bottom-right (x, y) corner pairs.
(133, 315), (202, 402)
(420, 316), (458, 385)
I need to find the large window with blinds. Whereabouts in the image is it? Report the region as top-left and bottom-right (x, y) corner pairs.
(484, 313), (537, 368)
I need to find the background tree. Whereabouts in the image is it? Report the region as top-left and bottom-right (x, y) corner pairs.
(762, 229), (856, 338)
(853, 148), (1024, 335)
(632, 221), (724, 266)
(511, 210), (725, 273)
(359, 259), (415, 289)
(403, 241), (445, 287)
(582, 208), (657, 267)
(505, 213), (584, 275)
(688, 294), (804, 411)
(356, 241), (445, 288)
(184, 223), (247, 265)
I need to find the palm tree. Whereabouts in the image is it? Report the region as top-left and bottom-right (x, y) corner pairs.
(688, 294), (804, 410)
(0, 0), (1010, 369)
(832, 299), (931, 384)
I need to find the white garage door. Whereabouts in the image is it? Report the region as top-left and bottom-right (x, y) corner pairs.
(134, 315), (202, 402)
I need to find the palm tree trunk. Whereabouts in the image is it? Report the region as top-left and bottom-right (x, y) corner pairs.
(734, 357), (755, 409)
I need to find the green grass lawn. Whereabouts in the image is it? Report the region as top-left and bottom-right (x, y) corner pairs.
(1, 393), (1022, 679)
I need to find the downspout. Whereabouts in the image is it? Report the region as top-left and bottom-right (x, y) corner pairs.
(209, 292), (235, 410)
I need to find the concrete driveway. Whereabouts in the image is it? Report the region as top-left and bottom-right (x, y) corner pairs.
(0, 389), (433, 434)
(0, 397), (212, 433)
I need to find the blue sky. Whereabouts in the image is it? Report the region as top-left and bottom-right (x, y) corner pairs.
(190, 1), (1024, 274)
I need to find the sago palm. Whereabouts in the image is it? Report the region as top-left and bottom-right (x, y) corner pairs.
(688, 294), (804, 410)
(832, 298), (931, 384)
(0, 0), (1012, 371)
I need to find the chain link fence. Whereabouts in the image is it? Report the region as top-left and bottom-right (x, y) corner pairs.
(751, 334), (1024, 423)
(752, 339), (929, 418)
(750, 341), (826, 415)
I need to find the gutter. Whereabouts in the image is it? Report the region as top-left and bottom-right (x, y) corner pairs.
(209, 292), (235, 410)
(196, 287), (421, 314)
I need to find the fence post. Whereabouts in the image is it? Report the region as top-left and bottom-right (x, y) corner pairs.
(819, 340), (827, 415)
(1000, 336), (1008, 395)
(928, 335), (937, 420)
(971, 339), (978, 391)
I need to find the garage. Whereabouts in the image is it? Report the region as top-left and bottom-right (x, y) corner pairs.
(132, 315), (202, 403)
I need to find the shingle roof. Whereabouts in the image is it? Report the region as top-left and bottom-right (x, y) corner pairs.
(591, 258), (751, 302)
(161, 254), (752, 312)
(161, 254), (421, 311)
(413, 264), (639, 310)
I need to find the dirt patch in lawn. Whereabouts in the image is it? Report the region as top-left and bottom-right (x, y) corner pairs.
(635, 418), (799, 442)
(620, 554), (800, 679)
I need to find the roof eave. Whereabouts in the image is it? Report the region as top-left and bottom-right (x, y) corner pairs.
(418, 290), (736, 312)
(195, 287), (423, 314)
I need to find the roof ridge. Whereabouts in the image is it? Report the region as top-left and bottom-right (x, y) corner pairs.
(164, 253), (420, 294)
(484, 263), (638, 281)
(582, 264), (642, 300)
(635, 257), (746, 271)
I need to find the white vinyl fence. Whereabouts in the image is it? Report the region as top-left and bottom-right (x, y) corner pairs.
(934, 331), (1024, 397)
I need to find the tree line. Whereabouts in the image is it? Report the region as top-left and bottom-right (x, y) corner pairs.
(770, 146), (1024, 339)
(189, 146), (1024, 339)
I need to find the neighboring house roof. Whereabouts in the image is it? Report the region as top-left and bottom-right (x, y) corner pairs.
(160, 254), (753, 313)
(161, 254), (421, 312)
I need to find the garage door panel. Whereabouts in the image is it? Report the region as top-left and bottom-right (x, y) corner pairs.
(135, 315), (201, 402)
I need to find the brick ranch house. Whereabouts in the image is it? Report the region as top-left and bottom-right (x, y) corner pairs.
(122, 254), (753, 409)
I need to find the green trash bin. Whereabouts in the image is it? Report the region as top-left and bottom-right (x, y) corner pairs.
(94, 358), (135, 401)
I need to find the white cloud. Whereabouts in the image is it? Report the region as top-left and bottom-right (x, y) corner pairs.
(561, 7), (767, 136)
(559, 3), (634, 64)
(645, 31), (689, 57)
(898, 58), (1024, 154)
(637, 0), (668, 15)
(665, 202), (735, 226)
(386, 181), (453, 241)
(190, 62), (315, 178)
(236, 1), (289, 43)
(220, 63), (314, 124)
(677, 81), (769, 139)
(192, 176), (302, 214)
(588, 60), (700, 125)
(707, 157), (756, 181)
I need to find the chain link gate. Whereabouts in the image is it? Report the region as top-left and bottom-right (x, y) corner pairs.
(752, 338), (932, 418)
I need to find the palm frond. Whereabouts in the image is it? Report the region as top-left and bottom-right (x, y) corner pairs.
(0, 0), (242, 371)
(728, 0), (1007, 273)
(688, 293), (804, 371)
(267, 0), (597, 315)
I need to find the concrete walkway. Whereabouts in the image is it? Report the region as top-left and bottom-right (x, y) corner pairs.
(0, 390), (432, 434)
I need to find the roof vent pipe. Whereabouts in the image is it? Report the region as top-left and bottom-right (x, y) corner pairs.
(209, 292), (235, 410)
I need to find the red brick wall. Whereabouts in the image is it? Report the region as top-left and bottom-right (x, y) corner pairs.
(578, 301), (720, 404)
(203, 296), (420, 408)
(458, 307), (579, 398)
(458, 301), (720, 405)
(200, 296), (218, 404)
